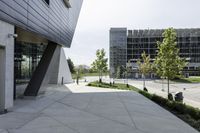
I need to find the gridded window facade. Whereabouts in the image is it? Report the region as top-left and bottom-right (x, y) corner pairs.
(110, 28), (200, 77)
(110, 28), (127, 77)
(14, 42), (47, 84)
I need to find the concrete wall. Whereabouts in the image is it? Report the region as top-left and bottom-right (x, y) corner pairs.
(0, 20), (14, 111)
(48, 46), (61, 84)
(30, 44), (73, 95)
(49, 46), (72, 84)
(57, 48), (73, 84)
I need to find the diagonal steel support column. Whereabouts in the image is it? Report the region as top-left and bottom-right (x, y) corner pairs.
(24, 42), (57, 96)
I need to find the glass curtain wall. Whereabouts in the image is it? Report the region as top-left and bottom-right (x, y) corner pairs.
(14, 42), (47, 85)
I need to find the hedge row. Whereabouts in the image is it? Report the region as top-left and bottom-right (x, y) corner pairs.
(138, 90), (200, 131)
(139, 90), (200, 120)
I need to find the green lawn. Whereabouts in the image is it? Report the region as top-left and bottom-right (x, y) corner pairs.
(87, 81), (139, 91)
(72, 73), (108, 79)
(172, 76), (200, 83)
(84, 73), (108, 77)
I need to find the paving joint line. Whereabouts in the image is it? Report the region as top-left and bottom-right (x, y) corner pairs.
(7, 91), (73, 131)
(44, 114), (81, 133)
(116, 92), (138, 129)
(57, 101), (134, 128)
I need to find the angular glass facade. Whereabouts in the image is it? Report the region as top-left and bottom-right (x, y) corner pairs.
(14, 42), (47, 85)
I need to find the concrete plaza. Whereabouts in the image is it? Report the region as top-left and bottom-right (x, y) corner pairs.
(0, 83), (198, 133)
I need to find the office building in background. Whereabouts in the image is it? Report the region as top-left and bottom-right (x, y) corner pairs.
(110, 28), (200, 78)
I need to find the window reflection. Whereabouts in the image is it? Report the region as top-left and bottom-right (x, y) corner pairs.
(14, 42), (47, 84)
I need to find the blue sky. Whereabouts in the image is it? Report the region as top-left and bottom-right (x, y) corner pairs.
(64, 0), (200, 66)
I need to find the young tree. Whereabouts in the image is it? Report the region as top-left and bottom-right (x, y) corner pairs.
(124, 60), (132, 86)
(116, 66), (124, 79)
(67, 58), (75, 73)
(154, 28), (187, 97)
(91, 49), (108, 83)
(137, 52), (152, 90)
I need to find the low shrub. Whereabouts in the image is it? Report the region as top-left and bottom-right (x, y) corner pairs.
(87, 83), (92, 86)
(168, 93), (173, 101)
(126, 84), (129, 88)
(166, 101), (176, 110)
(139, 90), (200, 131)
(139, 90), (153, 99)
(173, 102), (186, 114)
(143, 87), (148, 92)
(184, 105), (200, 120)
(152, 94), (168, 106)
(178, 114), (200, 131)
(87, 81), (138, 91)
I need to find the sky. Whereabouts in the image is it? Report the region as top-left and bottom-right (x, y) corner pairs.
(64, 0), (200, 67)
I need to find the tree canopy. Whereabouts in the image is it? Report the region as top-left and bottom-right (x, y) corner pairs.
(154, 28), (187, 96)
(116, 66), (125, 79)
(155, 28), (186, 80)
(67, 58), (75, 73)
(137, 52), (152, 77)
(91, 49), (108, 82)
(137, 51), (152, 89)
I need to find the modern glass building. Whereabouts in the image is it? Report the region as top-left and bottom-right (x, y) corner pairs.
(0, 0), (83, 112)
(110, 28), (127, 77)
(110, 28), (200, 78)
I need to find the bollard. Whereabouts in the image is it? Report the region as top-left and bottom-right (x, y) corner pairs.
(61, 77), (64, 85)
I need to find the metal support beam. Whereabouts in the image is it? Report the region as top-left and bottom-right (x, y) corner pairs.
(24, 42), (57, 96)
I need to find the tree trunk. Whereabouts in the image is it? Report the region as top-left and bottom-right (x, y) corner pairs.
(126, 72), (128, 85)
(99, 70), (103, 83)
(143, 74), (146, 89)
(99, 70), (101, 83)
(167, 77), (170, 95)
(101, 71), (102, 82)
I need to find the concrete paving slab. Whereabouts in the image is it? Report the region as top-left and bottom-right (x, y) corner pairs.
(17, 116), (62, 130)
(0, 129), (8, 133)
(59, 93), (92, 110)
(42, 102), (101, 124)
(0, 84), (198, 133)
(0, 112), (38, 129)
(14, 97), (55, 113)
(9, 126), (77, 133)
(133, 112), (197, 133)
(65, 119), (136, 133)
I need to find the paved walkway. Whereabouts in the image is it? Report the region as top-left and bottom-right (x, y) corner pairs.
(0, 83), (198, 133)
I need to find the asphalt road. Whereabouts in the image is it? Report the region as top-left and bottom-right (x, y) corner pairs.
(85, 76), (200, 109)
